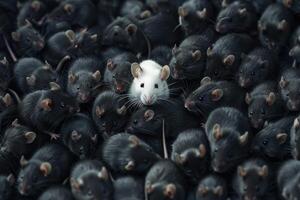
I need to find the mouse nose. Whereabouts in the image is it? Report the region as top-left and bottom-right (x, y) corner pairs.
(184, 100), (195, 110)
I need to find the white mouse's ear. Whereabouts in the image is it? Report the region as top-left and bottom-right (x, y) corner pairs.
(160, 65), (170, 81)
(131, 63), (143, 78)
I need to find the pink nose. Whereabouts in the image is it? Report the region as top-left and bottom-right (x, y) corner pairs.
(143, 95), (154, 105)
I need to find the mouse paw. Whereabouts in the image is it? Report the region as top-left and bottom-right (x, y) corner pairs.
(49, 133), (60, 140)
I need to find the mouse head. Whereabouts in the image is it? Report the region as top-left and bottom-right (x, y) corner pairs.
(0, 174), (15, 200)
(102, 17), (140, 49)
(216, 1), (256, 34)
(196, 175), (226, 200)
(246, 92), (280, 130)
(252, 123), (289, 159)
(146, 182), (185, 200)
(185, 78), (223, 116)
(68, 70), (101, 103)
(170, 46), (204, 80)
(74, 30), (99, 56)
(0, 120), (37, 156)
(127, 108), (162, 137)
(238, 56), (270, 88)
(281, 173), (300, 200)
(237, 163), (269, 200)
(71, 167), (113, 200)
(12, 22), (45, 54)
(27, 63), (58, 91)
(130, 61), (170, 105)
(280, 78), (300, 111)
(93, 92), (128, 136)
(18, 157), (52, 196)
(107, 60), (133, 94)
(210, 124), (250, 173)
(121, 135), (160, 174)
(206, 47), (236, 80)
(173, 144), (209, 182)
(18, 1), (47, 26)
(0, 57), (11, 90)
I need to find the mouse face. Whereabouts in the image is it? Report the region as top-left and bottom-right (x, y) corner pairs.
(28, 66), (58, 92)
(18, 160), (53, 196)
(12, 23), (45, 55)
(238, 57), (269, 88)
(130, 61), (170, 105)
(236, 164), (270, 200)
(280, 79), (300, 111)
(216, 1), (257, 34)
(196, 176), (226, 200)
(74, 30), (99, 56)
(67, 70), (101, 103)
(146, 183), (185, 200)
(170, 47), (204, 80)
(71, 169), (113, 200)
(0, 174), (15, 200)
(127, 108), (162, 137)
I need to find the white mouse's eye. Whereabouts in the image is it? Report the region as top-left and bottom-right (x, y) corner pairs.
(154, 84), (158, 89)
(140, 83), (144, 88)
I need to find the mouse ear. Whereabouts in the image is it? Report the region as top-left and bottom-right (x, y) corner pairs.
(49, 82), (61, 91)
(124, 160), (135, 171)
(117, 105), (127, 116)
(207, 47), (213, 57)
(68, 73), (77, 84)
(276, 133), (288, 144)
(65, 30), (76, 42)
(40, 162), (52, 176)
(125, 24), (137, 36)
(95, 106), (105, 118)
(24, 132), (37, 144)
(129, 135), (140, 147)
(294, 117), (300, 129)
(211, 89), (223, 101)
(90, 34), (98, 42)
(160, 65), (170, 81)
(213, 124), (222, 141)
(6, 174), (15, 186)
(11, 32), (20, 42)
(20, 156), (28, 167)
(145, 182), (154, 194)
(11, 118), (20, 127)
(2, 93), (13, 107)
(277, 19), (288, 31)
(279, 76), (288, 88)
(98, 166), (109, 181)
(71, 130), (82, 141)
(144, 109), (155, 121)
(238, 8), (247, 16)
(178, 6), (189, 17)
(245, 93), (251, 105)
(40, 98), (52, 111)
(175, 153), (186, 165)
(64, 3), (74, 14)
(192, 50), (201, 61)
(140, 10), (152, 19)
(31, 1), (41, 11)
(266, 92), (276, 106)
(238, 166), (247, 177)
(200, 76), (211, 86)
(0, 57), (8, 66)
(198, 144), (207, 158)
(92, 70), (101, 82)
(70, 178), (81, 191)
(131, 63), (143, 78)
(213, 186), (223, 197)
(106, 59), (115, 71)
(258, 165), (268, 177)
(91, 134), (98, 143)
(26, 75), (36, 86)
(196, 8), (207, 19)
(223, 55), (235, 66)
(239, 131), (249, 145)
(222, 0), (229, 7)
(164, 183), (176, 199)
(197, 185), (208, 196)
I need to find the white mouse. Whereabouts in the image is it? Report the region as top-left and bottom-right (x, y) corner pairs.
(129, 60), (170, 105)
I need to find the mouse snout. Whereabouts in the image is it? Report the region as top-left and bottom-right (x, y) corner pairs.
(142, 95), (155, 105)
(33, 40), (45, 50)
(78, 92), (90, 103)
(184, 100), (195, 111)
(18, 182), (30, 195)
(283, 0), (293, 8)
(239, 77), (250, 88)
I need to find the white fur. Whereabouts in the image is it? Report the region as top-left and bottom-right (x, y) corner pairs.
(129, 60), (169, 105)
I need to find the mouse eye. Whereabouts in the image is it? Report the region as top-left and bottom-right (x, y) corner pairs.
(286, 93), (289, 97)
(154, 84), (158, 89)
(140, 83), (144, 88)
(249, 112), (253, 116)
(77, 87), (80, 90)
(133, 119), (138, 125)
(262, 140), (268, 146)
(243, 186), (247, 192)
(199, 96), (204, 101)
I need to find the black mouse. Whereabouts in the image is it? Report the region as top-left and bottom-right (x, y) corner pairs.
(38, 186), (74, 200)
(185, 77), (246, 118)
(114, 176), (144, 200)
(252, 116), (295, 160)
(288, 26), (300, 67)
(92, 91), (129, 137)
(171, 129), (210, 184)
(205, 33), (255, 80)
(150, 45), (172, 66)
(14, 57), (58, 94)
(17, 144), (74, 197)
(195, 175), (228, 200)
(205, 107), (252, 173)
(70, 160), (113, 200)
(216, 0), (258, 34)
(145, 160), (186, 200)
(59, 113), (99, 159)
(238, 47), (278, 89)
(102, 133), (160, 175)
(0, 174), (15, 200)
(17, 1), (48, 27)
(246, 81), (285, 130)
